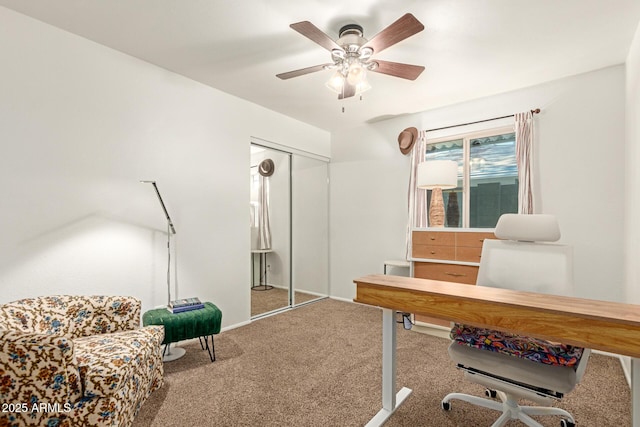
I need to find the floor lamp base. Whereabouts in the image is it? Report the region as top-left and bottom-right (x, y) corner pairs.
(163, 344), (186, 362)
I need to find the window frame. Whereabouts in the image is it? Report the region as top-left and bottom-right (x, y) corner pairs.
(426, 125), (516, 228)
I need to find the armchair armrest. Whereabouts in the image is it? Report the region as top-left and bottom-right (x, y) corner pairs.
(0, 329), (82, 404)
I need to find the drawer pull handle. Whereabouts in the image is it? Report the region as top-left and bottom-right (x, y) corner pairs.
(430, 251), (436, 254)
(430, 237), (436, 240)
(445, 272), (466, 277)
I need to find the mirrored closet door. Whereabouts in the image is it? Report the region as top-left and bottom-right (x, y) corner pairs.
(250, 145), (291, 317)
(250, 142), (329, 318)
(291, 154), (329, 306)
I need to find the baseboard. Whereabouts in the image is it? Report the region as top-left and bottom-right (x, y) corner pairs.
(621, 356), (631, 387)
(590, 350), (631, 388)
(295, 289), (329, 297)
(411, 321), (452, 339)
(330, 296), (355, 304)
(221, 320), (252, 332)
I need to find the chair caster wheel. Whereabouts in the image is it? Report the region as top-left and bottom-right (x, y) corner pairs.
(484, 388), (497, 398)
(560, 419), (575, 427)
(441, 401), (451, 411)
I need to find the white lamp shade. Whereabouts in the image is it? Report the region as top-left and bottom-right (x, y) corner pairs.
(417, 160), (458, 190)
(325, 71), (345, 94)
(354, 73), (372, 94)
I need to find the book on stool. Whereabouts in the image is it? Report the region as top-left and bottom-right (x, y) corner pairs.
(168, 297), (204, 313)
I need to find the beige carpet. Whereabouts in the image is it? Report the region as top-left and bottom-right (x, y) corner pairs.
(251, 287), (321, 317)
(133, 299), (630, 426)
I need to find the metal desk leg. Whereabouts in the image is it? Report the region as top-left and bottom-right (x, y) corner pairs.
(633, 358), (639, 427)
(365, 308), (412, 427)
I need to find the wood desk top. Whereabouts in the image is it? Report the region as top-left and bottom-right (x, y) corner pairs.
(354, 274), (640, 358)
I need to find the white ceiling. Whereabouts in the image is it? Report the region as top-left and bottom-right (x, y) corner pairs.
(2, 0), (639, 132)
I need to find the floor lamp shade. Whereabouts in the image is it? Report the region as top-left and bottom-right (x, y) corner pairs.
(417, 160), (458, 227)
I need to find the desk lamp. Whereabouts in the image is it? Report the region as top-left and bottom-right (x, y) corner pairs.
(417, 160), (458, 227)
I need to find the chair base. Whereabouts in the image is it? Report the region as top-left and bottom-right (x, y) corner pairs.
(442, 390), (575, 427)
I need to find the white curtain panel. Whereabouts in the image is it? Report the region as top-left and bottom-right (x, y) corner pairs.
(258, 175), (272, 250)
(405, 130), (429, 260)
(515, 111), (535, 214)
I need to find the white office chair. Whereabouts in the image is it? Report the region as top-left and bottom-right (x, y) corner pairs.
(441, 214), (590, 427)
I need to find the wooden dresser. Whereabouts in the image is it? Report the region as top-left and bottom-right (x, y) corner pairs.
(411, 229), (496, 327)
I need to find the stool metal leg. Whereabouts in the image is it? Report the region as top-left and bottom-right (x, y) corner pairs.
(200, 334), (216, 362)
(209, 334), (216, 362)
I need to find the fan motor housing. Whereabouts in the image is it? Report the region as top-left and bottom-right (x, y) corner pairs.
(337, 23), (366, 52)
(339, 24), (363, 37)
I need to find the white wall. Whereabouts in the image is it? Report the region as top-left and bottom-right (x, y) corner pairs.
(0, 7), (330, 329)
(625, 21), (640, 305)
(330, 65), (626, 303)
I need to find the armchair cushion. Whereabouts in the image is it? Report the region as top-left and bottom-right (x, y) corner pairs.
(74, 326), (164, 398)
(451, 324), (585, 367)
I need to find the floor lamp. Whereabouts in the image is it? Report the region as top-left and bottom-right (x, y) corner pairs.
(417, 160), (458, 227)
(141, 180), (184, 361)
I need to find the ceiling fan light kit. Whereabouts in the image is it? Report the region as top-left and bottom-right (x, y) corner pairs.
(277, 13), (425, 101)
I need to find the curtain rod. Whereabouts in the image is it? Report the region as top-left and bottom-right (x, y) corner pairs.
(424, 108), (540, 133)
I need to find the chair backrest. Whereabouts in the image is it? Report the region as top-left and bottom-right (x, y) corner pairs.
(476, 214), (573, 297)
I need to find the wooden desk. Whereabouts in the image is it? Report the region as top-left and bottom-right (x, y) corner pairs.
(353, 274), (640, 426)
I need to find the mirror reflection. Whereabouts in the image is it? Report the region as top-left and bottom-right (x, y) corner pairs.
(250, 145), (291, 316)
(250, 143), (329, 318)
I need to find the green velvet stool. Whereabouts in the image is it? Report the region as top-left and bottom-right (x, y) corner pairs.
(143, 302), (222, 362)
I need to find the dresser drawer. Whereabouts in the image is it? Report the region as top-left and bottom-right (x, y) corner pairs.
(413, 262), (479, 285)
(412, 231), (455, 246)
(456, 231), (496, 248)
(412, 245), (455, 261)
(456, 246), (483, 263)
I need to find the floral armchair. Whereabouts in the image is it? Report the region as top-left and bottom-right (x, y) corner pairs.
(0, 295), (164, 427)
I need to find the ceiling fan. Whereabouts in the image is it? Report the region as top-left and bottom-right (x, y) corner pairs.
(276, 13), (425, 100)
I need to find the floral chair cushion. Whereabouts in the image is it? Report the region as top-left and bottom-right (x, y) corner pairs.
(74, 326), (164, 398)
(451, 323), (584, 367)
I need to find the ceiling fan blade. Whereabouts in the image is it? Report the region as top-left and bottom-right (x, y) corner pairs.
(290, 21), (342, 52)
(361, 13), (424, 54)
(276, 64), (333, 80)
(370, 60), (425, 80)
(338, 81), (356, 100)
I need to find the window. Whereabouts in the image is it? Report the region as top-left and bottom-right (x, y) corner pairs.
(425, 127), (518, 228)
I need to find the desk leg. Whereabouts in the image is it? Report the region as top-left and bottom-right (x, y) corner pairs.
(633, 358), (640, 427)
(365, 308), (412, 427)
